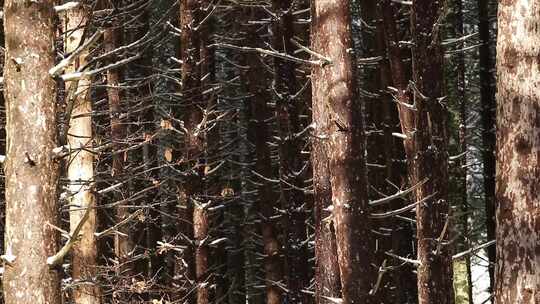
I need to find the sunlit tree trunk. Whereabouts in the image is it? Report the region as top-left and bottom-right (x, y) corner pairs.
(312, 1), (373, 303)
(3, 0), (61, 303)
(495, 2), (540, 303)
(63, 5), (102, 304)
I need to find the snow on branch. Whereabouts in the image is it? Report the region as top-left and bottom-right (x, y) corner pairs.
(49, 30), (103, 77)
(61, 53), (141, 82)
(54, 1), (80, 13)
(47, 205), (92, 267)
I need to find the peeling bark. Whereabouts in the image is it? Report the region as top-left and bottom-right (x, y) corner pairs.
(63, 5), (102, 304)
(495, 2), (540, 303)
(3, 0), (61, 303)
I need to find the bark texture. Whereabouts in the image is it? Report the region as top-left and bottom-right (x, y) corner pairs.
(495, 2), (540, 303)
(64, 5), (102, 304)
(3, 1), (61, 303)
(312, 1), (373, 303)
(410, 1), (454, 303)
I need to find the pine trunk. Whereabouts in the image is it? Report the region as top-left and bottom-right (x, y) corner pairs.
(3, 0), (61, 303)
(410, 1), (454, 303)
(312, 1), (373, 303)
(495, 2), (540, 303)
(63, 5), (102, 304)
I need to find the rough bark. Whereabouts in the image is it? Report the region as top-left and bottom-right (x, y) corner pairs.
(378, 3), (419, 301)
(494, 2), (540, 303)
(478, 0), (496, 292)
(3, 1), (61, 303)
(410, 1), (454, 303)
(241, 8), (283, 304)
(63, 5), (102, 304)
(312, 1), (373, 303)
(272, 1), (310, 303)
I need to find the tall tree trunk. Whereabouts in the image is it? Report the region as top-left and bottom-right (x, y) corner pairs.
(104, 21), (133, 277)
(63, 5), (102, 304)
(312, 1), (373, 303)
(478, 0), (496, 292)
(272, 1), (310, 303)
(453, 0), (473, 302)
(3, 0), (61, 303)
(495, 2), (540, 303)
(378, 2), (419, 302)
(179, 1), (201, 303)
(410, 1), (454, 303)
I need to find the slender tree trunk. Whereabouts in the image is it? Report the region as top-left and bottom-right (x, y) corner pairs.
(478, 0), (496, 292)
(312, 1), (373, 303)
(63, 5), (102, 304)
(378, 2), (419, 302)
(453, 0), (473, 302)
(3, 1), (61, 303)
(104, 22), (133, 277)
(495, 2), (540, 303)
(410, 1), (454, 303)
(272, 1), (310, 303)
(179, 1), (201, 303)
(241, 8), (283, 304)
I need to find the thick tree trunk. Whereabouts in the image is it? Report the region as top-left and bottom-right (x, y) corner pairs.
(3, 1), (61, 303)
(63, 6), (102, 304)
(410, 2), (454, 303)
(477, 0), (496, 292)
(312, 1), (373, 303)
(495, 2), (540, 303)
(272, 1), (310, 303)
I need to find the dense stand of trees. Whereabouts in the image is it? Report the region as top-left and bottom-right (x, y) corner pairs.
(0, 0), (535, 304)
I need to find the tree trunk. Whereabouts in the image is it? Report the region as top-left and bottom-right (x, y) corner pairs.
(104, 21), (133, 277)
(453, 0), (473, 302)
(63, 5), (102, 304)
(179, 1), (201, 303)
(478, 0), (496, 292)
(378, 2), (419, 302)
(3, 1), (61, 303)
(272, 1), (310, 303)
(312, 1), (373, 303)
(495, 2), (540, 303)
(410, 1), (454, 303)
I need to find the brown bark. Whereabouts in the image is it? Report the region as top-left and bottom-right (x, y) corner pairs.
(410, 1), (454, 303)
(312, 1), (373, 303)
(494, 2), (540, 303)
(378, 3), (419, 302)
(3, 1), (61, 303)
(63, 5), (102, 304)
(104, 21), (133, 277)
(478, 0), (496, 292)
(272, 1), (310, 303)
(241, 8), (283, 304)
(178, 1), (201, 303)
